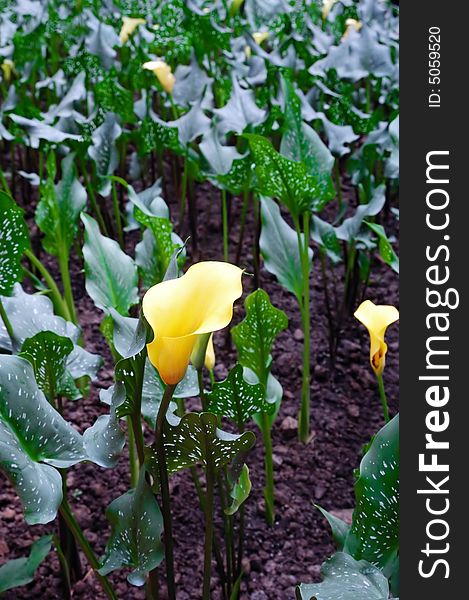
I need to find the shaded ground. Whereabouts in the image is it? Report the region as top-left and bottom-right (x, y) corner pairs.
(0, 171), (399, 599)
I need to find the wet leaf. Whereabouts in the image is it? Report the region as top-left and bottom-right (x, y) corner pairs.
(0, 535), (53, 594)
(344, 415), (399, 576)
(99, 470), (164, 586)
(244, 134), (334, 216)
(225, 464), (251, 516)
(36, 153), (87, 256)
(365, 222), (399, 274)
(232, 289), (288, 382)
(0, 285), (102, 379)
(81, 213), (139, 315)
(206, 364), (272, 428)
(296, 552), (390, 600)
(335, 185), (386, 241)
(213, 76), (266, 135)
(83, 382), (126, 468)
(260, 197), (312, 300)
(0, 191), (29, 296)
(0, 356), (85, 524)
(88, 113), (122, 196)
(150, 411), (255, 474)
(19, 331), (80, 402)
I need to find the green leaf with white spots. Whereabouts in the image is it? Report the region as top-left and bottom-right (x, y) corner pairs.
(84, 382), (126, 468)
(206, 364), (273, 428)
(99, 469), (164, 586)
(244, 369), (284, 430)
(231, 289), (288, 383)
(260, 197), (312, 301)
(134, 215), (181, 288)
(225, 464), (251, 516)
(0, 535), (53, 594)
(0, 191), (29, 296)
(344, 415), (399, 577)
(81, 213), (139, 315)
(296, 553), (390, 600)
(0, 356), (85, 524)
(19, 331), (80, 402)
(148, 411), (255, 474)
(35, 153), (86, 256)
(365, 222), (399, 274)
(280, 78), (334, 186)
(0, 285), (102, 379)
(244, 133), (334, 216)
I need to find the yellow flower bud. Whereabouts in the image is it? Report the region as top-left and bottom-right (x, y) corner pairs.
(354, 300), (399, 376)
(204, 334), (216, 371)
(342, 18), (362, 41)
(230, 0), (245, 15)
(142, 59), (176, 94)
(1, 59), (15, 83)
(143, 262), (243, 385)
(119, 17), (145, 44)
(246, 31), (269, 58)
(253, 31), (269, 45)
(322, 0), (338, 20)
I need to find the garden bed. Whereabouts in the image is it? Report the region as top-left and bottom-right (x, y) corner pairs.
(0, 180), (399, 599)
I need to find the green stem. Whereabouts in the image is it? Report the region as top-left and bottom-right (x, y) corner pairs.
(260, 413), (275, 526)
(179, 155), (189, 226)
(52, 534), (72, 599)
(0, 163), (11, 194)
(59, 501), (117, 600)
(111, 180), (124, 248)
(147, 569), (160, 600)
(235, 188), (250, 264)
(376, 373), (390, 423)
(222, 188), (229, 262)
(24, 249), (72, 321)
(0, 298), (15, 345)
(334, 158), (343, 210)
(58, 251), (78, 324)
(80, 159), (108, 235)
(152, 384), (177, 600)
(127, 416), (139, 488)
(203, 457), (215, 600)
(198, 368), (207, 411)
(296, 214), (312, 443)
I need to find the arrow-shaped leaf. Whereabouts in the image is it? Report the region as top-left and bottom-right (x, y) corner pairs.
(0, 191), (29, 296)
(99, 470), (164, 586)
(206, 363), (273, 428)
(0, 356), (85, 524)
(81, 213), (139, 315)
(231, 289), (288, 382)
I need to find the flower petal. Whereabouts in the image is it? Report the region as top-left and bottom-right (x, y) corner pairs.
(354, 300), (399, 374)
(143, 262), (243, 383)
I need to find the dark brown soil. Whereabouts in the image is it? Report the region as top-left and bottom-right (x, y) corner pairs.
(0, 171), (399, 599)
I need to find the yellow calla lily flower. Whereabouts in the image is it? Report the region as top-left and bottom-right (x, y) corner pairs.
(119, 16), (145, 44)
(204, 334), (216, 371)
(246, 31), (269, 58)
(231, 0), (245, 14)
(342, 18), (362, 40)
(253, 31), (269, 45)
(142, 59), (175, 94)
(1, 59), (15, 83)
(322, 0), (338, 20)
(354, 300), (399, 376)
(143, 262), (243, 385)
